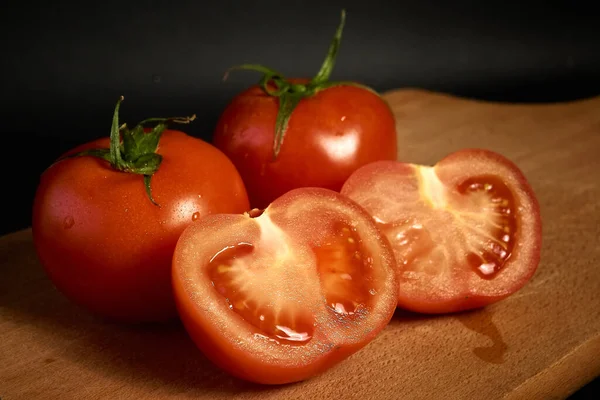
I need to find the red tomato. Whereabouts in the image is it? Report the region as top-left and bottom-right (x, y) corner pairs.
(32, 106), (250, 323)
(213, 83), (397, 209)
(341, 149), (542, 314)
(172, 188), (398, 384)
(213, 10), (397, 208)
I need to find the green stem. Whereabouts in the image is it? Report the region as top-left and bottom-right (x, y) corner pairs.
(311, 9), (346, 84)
(223, 64), (285, 82)
(110, 96), (125, 167)
(137, 115), (197, 126)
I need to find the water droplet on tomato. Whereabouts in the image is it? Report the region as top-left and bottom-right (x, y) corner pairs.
(63, 216), (74, 229)
(192, 212), (201, 221)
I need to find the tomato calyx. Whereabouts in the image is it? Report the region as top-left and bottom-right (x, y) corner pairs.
(222, 9), (378, 160)
(60, 96), (196, 206)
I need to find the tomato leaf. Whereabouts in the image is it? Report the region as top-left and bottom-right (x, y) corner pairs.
(121, 124), (166, 163)
(223, 64), (285, 82)
(70, 148), (111, 162)
(123, 153), (163, 175)
(120, 126), (139, 162)
(143, 174), (159, 207)
(121, 153), (163, 206)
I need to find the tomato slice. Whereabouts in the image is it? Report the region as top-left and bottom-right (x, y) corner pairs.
(340, 149), (542, 314)
(172, 188), (397, 384)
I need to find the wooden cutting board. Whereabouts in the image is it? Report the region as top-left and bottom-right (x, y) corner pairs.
(1, 89), (599, 400)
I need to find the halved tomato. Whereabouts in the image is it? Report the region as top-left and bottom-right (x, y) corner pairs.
(341, 149), (542, 314)
(172, 188), (397, 384)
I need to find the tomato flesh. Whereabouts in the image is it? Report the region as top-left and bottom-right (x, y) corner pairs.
(208, 241), (315, 345)
(172, 188), (398, 384)
(341, 149), (542, 314)
(314, 222), (377, 316)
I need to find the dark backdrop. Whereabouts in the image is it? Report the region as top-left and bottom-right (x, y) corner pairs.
(2, 0), (600, 235)
(1, 1), (599, 397)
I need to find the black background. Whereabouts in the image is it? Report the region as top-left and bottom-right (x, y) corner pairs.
(1, 1), (599, 397)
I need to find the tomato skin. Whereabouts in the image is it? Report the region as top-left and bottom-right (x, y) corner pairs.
(32, 130), (250, 323)
(172, 187), (398, 384)
(341, 149), (542, 314)
(212, 81), (398, 209)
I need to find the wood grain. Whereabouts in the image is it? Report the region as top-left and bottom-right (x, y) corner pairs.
(2, 89), (599, 400)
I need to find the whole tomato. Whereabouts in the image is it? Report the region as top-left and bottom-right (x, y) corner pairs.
(32, 97), (250, 323)
(213, 10), (397, 209)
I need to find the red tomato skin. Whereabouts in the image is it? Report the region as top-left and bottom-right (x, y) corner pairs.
(213, 81), (398, 209)
(32, 130), (250, 323)
(341, 149), (542, 314)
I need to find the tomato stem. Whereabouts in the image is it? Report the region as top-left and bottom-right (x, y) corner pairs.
(222, 9), (379, 160)
(110, 96), (125, 167)
(56, 96), (196, 206)
(311, 9), (346, 85)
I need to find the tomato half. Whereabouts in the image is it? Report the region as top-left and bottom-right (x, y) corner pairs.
(340, 149), (542, 314)
(172, 188), (398, 384)
(32, 129), (250, 323)
(213, 83), (397, 209)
